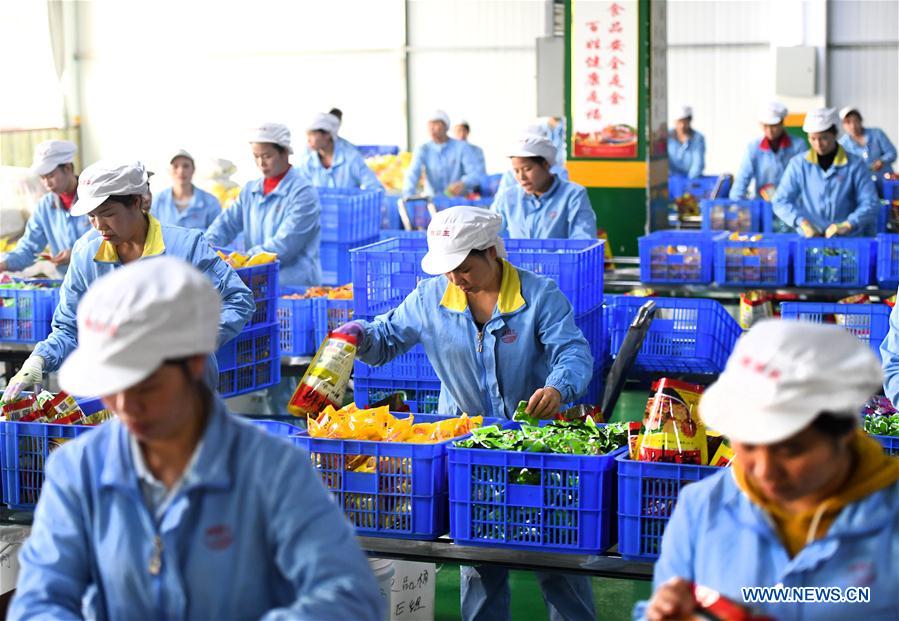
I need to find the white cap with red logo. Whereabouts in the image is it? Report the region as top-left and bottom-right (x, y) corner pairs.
(421, 206), (506, 275)
(248, 122), (293, 154)
(700, 319), (882, 445)
(58, 257), (221, 397)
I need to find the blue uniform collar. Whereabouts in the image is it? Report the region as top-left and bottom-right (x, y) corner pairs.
(249, 166), (299, 197)
(527, 175), (562, 201)
(100, 396), (234, 493)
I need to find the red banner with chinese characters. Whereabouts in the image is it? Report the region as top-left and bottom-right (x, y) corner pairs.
(571, 0), (639, 159)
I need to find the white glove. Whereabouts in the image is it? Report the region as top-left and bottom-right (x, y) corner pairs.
(2, 355), (44, 403)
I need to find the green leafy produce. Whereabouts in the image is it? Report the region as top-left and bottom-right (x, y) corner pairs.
(864, 413), (899, 437)
(454, 417), (629, 456)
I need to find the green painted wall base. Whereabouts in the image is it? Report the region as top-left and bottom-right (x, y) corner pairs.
(587, 187), (647, 256)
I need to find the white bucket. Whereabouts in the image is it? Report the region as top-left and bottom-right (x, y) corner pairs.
(369, 557), (395, 619)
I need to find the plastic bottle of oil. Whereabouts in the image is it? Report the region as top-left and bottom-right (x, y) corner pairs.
(287, 332), (357, 417)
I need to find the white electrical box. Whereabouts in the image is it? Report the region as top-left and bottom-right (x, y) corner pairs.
(775, 46), (817, 97)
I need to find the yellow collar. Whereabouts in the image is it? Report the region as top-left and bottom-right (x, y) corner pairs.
(439, 258), (526, 314)
(94, 214), (166, 263)
(805, 144), (849, 167)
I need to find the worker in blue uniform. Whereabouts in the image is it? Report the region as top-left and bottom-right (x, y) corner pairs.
(540, 117), (568, 167)
(299, 112), (383, 190)
(667, 105), (706, 179)
(839, 106), (897, 197)
(0, 140), (89, 274)
(205, 122), (322, 287)
(453, 119), (487, 179)
(402, 110), (485, 197)
(1, 160), (254, 403)
(492, 134), (596, 240)
(336, 206), (596, 621)
(9, 257), (384, 621)
(637, 321), (899, 621)
(773, 108), (879, 238)
(150, 149), (222, 229)
(730, 102), (808, 200)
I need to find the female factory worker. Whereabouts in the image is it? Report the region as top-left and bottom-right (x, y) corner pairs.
(150, 149), (221, 229)
(453, 119), (487, 174)
(492, 134), (596, 240)
(402, 110), (485, 197)
(206, 122), (322, 287)
(9, 257), (384, 621)
(339, 206), (596, 621)
(1, 160), (254, 403)
(0, 140), (89, 274)
(299, 112), (383, 190)
(667, 105), (705, 179)
(773, 108), (879, 238)
(839, 106), (897, 195)
(640, 320), (899, 621)
(730, 102), (807, 200)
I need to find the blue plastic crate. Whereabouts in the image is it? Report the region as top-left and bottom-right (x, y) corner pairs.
(479, 174), (503, 197)
(292, 412), (503, 539)
(872, 434), (899, 456)
(877, 201), (892, 233)
(609, 297), (741, 374)
(669, 175), (732, 201)
(317, 188), (383, 243)
(249, 419), (302, 437)
(448, 440), (625, 553)
(357, 145), (400, 159)
(617, 454), (721, 561)
(227, 258), (279, 328)
(321, 237), (377, 286)
(875, 233), (899, 288)
(311, 296), (354, 347)
(354, 377), (442, 414)
(700, 199), (766, 233)
(575, 305), (607, 371)
(794, 237), (876, 288)
(0, 280), (61, 344)
(277, 290), (316, 357)
(381, 194), (402, 230)
(379, 230), (426, 241)
(351, 238), (605, 318)
(217, 321), (280, 398)
(638, 231), (725, 284)
(780, 302), (891, 359)
(714, 233), (797, 287)
(884, 179), (899, 203)
(0, 396), (105, 510)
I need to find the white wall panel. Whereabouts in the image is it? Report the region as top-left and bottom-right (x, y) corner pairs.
(667, 46), (773, 175)
(667, 0), (769, 45)
(76, 0), (406, 185)
(828, 48), (899, 144)
(828, 0), (899, 44)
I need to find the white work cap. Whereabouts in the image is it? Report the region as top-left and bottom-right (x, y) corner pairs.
(759, 101), (788, 125)
(673, 104), (693, 121)
(507, 134), (557, 167)
(70, 160), (151, 217)
(307, 112), (340, 139)
(802, 107), (839, 133)
(700, 320), (881, 446)
(169, 149), (194, 164)
(421, 206), (507, 275)
(839, 106), (860, 121)
(248, 122), (293, 154)
(31, 140), (78, 176)
(428, 110), (451, 129)
(524, 124), (548, 138)
(59, 256), (221, 397)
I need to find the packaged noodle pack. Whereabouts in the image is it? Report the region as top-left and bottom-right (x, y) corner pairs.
(636, 378), (708, 465)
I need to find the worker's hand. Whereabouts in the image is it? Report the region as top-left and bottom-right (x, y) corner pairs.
(526, 386), (562, 419)
(645, 577), (696, 621)
(1, 355), (45, 403)
(825, 221), (853, 238)
(333, 321), (365, 348)
(872, 159), (884, 172)
(798, 219), (820, 238)
(445, 181), (466, 197)
(49, 249), (72, 266)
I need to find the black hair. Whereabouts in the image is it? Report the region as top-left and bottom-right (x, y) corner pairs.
(458, 122), (470, 132)
(526, 155), (549, 167)
(844, 110), (863, 123)
(329, 108), (343, 121)
(105, 194), (142, 208)
(164, 356), (213, 402)
(810, 412), (856, 438)
(824, 125), (839, 136)
(272, 144), (288, 156)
